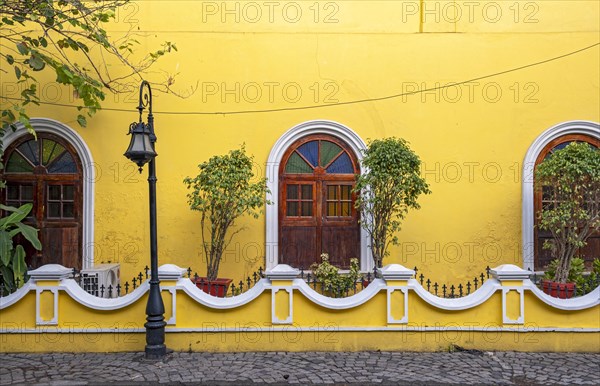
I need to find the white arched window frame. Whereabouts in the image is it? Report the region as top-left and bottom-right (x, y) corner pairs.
(265, 120), (373, 272)
(2, 118), (96, 269)
(521, 120), (600, 271)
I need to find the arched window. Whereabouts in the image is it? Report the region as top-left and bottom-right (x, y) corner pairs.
(533, 134), (600, 270)
(3, 133), (83, 269)
(279, 134), (360, 269)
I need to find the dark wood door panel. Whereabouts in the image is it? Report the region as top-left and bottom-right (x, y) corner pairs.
(321, 226), (359, 269)
(280, 226), (317, 269)
(41, 227), (80, 270)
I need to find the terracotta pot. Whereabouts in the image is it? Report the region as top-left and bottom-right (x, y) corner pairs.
(192, 277), (232, 297)
(541, 279), (576, 299)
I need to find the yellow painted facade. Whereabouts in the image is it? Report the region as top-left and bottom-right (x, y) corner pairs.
(1, 1), (599, 352)
(1, 1), (598, 282)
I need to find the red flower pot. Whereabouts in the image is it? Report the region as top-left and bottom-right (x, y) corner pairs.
(192, 277), (232, 297)
(541, 280), (576, 299)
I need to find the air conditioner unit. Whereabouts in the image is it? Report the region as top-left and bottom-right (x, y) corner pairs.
(80, 263), (120, 298)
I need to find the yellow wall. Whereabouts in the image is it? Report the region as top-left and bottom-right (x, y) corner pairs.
(1, 1), (599, 283)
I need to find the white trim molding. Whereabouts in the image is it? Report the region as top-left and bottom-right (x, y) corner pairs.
(521, 121), (600, 271)
(2, 118), (96, 269)
(265, 120), (371, 271)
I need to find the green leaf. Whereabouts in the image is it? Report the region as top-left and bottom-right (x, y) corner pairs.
(14, 66), (21, 79)
(6, 54), (14, 65)
(16, 42), (28, 55)
(12, 245), (27, 285)
(15, 223), (41, 250)
(77, 114), (87, 127)
(0, 231), (12, 266)
(29, 54), (45, 71)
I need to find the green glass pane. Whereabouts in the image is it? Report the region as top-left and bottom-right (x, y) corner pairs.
(17, 140), (39, 165)
(285, 152), (313, 174)
(320, 141), (342, 167)
(47, 151), (77, 173)
(6, 152), (34, 173)
(42, 139), (65, 166)
(341, 185), (351, 200)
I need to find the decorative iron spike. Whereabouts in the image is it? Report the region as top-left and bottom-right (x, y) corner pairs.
(194, 273), (199, 281)
(300, 267), (304, 279)
(15, 277), (20, 287)
(373, 266), (378, 279)
(231, 283), (236, 296)
(413, 266), (418, 275)
(138, 272), (144, 283)
(426, 278), (431, 291)
(125, 282), (129, 294)
(258, 266), (263, 277)
(253, 272), (258, 283)
(132, 278), (137, 289)
(247, 277), (252, 289)
(367, 272), (371, 282)
(466, 281), (471, 295)
(450, 285), (455, 298)
(486, 266), (491, 278)
(473, 277), (479, 289)
(108, 285), (113, 298)
(100, 284), (105, 298)
(239, 280), (244, 291)
(116, 284), (121, 297)
(145, 265), (149, 279)
(433, 282), (439, 296)
(419, 273), (425, 285)
(458, 284), (463, 297)
(480, 273), (485, 284)
(187, 267), (192, 278)
(442, 284), (447, 298)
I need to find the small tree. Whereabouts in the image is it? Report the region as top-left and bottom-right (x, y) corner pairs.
(534, 142), (600, 283)
(354, 138), (431, 268)
(184, 146), (270, 281)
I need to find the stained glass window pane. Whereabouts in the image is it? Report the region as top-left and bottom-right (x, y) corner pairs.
(42, 139), (65, 166)
(326, 152), (354, 174)
(297, 141), (318, 167)
(287, 185), (298, 199)
(17, 141), (39, 165)
(287, 202), (298, 216)
(285, 152), (313, 174)
(6, 152), (34, 173)
(301, 184), (312, 199)
(320, 141), (342, 167)
(47, 151), (77, 173)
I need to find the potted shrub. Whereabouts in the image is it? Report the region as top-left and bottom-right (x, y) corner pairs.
(353, 138), (431, 269)
(0, 203), (41, 295)
(183, 145), (270, 297)
(534, 142), (600, 298)
(310, 253), (361, 298)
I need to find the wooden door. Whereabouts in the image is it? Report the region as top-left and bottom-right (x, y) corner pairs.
(279, 135), (360, 269)
(2, 134), (83, 270)
(534, 134), (600, 270)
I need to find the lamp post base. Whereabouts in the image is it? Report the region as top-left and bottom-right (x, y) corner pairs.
(145, 344), (167, 360)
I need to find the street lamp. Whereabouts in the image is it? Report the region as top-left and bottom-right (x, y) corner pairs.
(124, 80), (166, 359)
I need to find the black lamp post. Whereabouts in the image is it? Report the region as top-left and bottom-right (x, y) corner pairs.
(124, 80), (166, 359)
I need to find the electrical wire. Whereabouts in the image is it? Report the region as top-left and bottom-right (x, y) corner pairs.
(1, 42), (598, 116)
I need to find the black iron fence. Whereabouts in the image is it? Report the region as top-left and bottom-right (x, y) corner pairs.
(186, 267), (265, 298)
(414, 266), (491, 299)
(529, 270), (600, 298)
(297, 267), (377, 298)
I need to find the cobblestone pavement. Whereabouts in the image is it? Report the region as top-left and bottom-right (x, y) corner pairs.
(1, 351), (599, 385)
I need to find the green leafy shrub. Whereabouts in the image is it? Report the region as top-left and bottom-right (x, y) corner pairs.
(0, 203), (41, 294)
(354, 138), (431, 268)
(184, 145), (270, 281)
(534, 142), (600, 283)
(310, 253), (361, 298)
